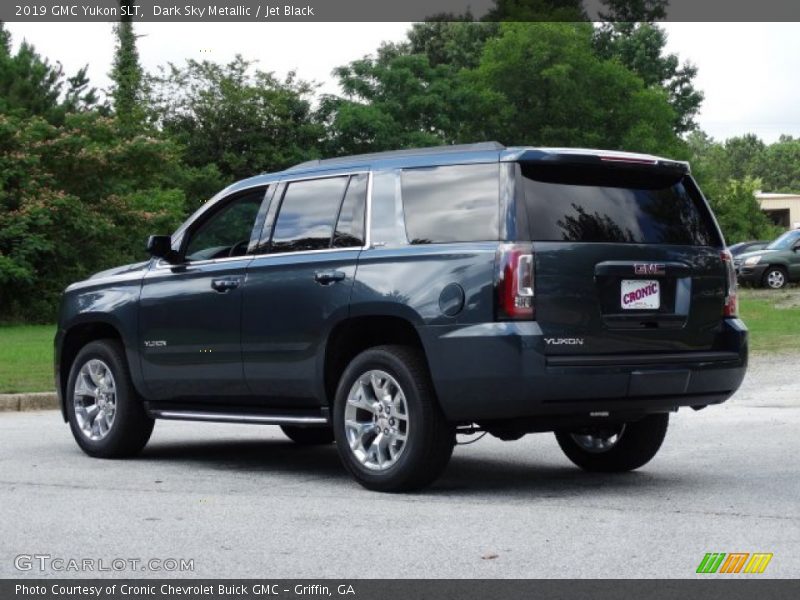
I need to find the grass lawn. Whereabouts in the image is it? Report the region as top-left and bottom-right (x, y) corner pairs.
(0, 288), (797, 393)
(738, 287), (800, 354)
(0, 324), (56, 394)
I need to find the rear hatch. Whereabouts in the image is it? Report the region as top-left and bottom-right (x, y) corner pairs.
(516, 159), (729, 356)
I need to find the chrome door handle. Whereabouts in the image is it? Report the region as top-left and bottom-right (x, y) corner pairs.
(314, 271), (346, 285)
(211, 278), (241, 292)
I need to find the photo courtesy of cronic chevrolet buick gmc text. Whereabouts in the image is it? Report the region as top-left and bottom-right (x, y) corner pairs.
(55, 143), (748, 492)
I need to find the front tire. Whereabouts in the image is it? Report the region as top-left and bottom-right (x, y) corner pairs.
(762, 266), (788, 289)
(555, 413), (669, 473)
(66, 339), (154, 458)
(281, 425), (334, 445)
(332, 345), (454, 492)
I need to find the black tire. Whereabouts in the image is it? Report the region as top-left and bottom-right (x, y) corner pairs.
(762, 266), (788, 289)
(281, 425), (334, 445)
(332, 345), (454, 492)
(65, 339), (154, 458)
(555, 413), (669, 473)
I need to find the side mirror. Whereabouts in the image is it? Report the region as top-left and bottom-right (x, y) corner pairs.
(147, 235), (180, 263)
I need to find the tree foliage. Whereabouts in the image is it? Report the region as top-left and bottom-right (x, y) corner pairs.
(706, 178), (781, 244)
(593, 22), (703, 134)
(148, 56), (322, 186)
(109, 1), (145, 134)
(0, 23), (100, 123)
(473, 22), (681, 153)
(687, 131), (789, 243)
(0, 113), (187, 321)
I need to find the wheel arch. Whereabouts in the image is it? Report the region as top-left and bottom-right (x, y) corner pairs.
(321, 314), (432, 409)
(57, 317), (140, 421)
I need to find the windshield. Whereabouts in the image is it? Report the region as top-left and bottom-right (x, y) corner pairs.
(766, 230), (800, 250)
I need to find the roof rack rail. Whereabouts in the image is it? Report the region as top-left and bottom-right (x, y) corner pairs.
(287, 141), (505, 171)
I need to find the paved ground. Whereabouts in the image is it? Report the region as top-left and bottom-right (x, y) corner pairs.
(0, 354), (798, 579)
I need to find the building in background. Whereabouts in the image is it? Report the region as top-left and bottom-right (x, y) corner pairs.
(756, 192), (800, 230)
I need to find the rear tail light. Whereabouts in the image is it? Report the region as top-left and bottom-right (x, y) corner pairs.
(721, 249), (738, 317)
(495, 243), (534, 320)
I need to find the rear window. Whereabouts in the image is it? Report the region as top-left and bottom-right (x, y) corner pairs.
(520, 163), (719, 246)
(401, 164), (499, 244)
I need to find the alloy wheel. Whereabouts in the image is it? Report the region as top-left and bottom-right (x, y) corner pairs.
(570, 425), (626, 454)
(343, 369), (409, 471)
(766, 269), (785, 289)
(73, 359), (117, 441)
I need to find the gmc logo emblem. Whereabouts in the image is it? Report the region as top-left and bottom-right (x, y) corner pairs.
(634, 263), (666, 276)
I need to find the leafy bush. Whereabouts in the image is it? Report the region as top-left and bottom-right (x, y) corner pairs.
(0, 112), (187, 322)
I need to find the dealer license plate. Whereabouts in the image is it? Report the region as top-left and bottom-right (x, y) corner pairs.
(621, 279), (660, 310)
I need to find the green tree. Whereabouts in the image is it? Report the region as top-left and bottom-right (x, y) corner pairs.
(473, 22), (682, 154)
(109, 1), (145, 134)
(594, 21), (703, 134)
(148, 56), (321, 187)
(706, 177), (781, 244)
(757, 135), (800, 193)
(0, 24), (101, 122)
(407, 19), (498, 70)
(319, 43), (499, 156)
(722, 134), (766, 180)
(0, 113), (187, 321)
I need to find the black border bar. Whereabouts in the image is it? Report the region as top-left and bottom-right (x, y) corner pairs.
(4, 1), (800, 22)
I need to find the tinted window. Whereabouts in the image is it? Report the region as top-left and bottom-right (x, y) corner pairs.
(766, 230), (800, 250)
(520, 164), (718, 246)
(271, 177), (349, 253)
(401, 164), (499, 244)
(333, 174), (367, 248)
(185, 189), (264, 261)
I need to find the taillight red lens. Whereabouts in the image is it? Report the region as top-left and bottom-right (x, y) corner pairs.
(496, 243), (534, 320)
(721, 249), (738, 317)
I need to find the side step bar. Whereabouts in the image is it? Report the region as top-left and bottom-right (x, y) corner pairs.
(146, 406), (330, 426)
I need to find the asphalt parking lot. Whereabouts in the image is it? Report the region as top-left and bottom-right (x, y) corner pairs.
(1, 354), (798, 579)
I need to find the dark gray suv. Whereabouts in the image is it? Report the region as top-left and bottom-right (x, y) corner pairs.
(55, 142), (748, 492)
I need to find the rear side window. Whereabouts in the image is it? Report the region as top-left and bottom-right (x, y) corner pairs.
(271, 176), (349, 253)
(333, 173), (367, 248)
(401, 164), (499, 244)
(520, 163), (719, 246)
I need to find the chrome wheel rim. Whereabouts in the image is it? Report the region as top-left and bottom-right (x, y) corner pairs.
(73, 359), (117, 441)
(570, 425), (626, 454)
(767, 270), (785, 289)
(344, 370), (409, 471)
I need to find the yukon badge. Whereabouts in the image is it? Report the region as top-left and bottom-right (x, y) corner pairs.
(144, 340), (167, 348)
(544, 338), (585, 345)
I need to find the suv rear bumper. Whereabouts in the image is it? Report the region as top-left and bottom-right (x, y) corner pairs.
(420, 319), (748, 421)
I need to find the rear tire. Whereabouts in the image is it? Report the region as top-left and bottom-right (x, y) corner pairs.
(66, 339), (154, 458)
(280, 425), (334, 445)
(332, 345), (454, 492)
(762, 266), (788, 289)
(555, 413), (669, 473)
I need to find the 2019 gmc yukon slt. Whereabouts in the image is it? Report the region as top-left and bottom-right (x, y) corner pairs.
(55, 142), (748, 492)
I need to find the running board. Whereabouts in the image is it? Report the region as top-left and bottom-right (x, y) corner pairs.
(146, 406), (330, 426)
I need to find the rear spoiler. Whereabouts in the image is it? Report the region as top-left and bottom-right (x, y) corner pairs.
(506, 149), (691, 174)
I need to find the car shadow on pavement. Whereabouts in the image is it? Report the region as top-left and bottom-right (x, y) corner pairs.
(137, 438), (686, 497)
(139, 439), (347, 478)
(432, 453), (681, 496)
